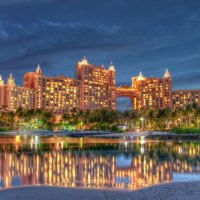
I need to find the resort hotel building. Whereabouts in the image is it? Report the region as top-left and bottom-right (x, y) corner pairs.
(0, 57), (199, 113)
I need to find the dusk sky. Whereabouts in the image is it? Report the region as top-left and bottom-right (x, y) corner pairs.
(0, 0), (200, 91)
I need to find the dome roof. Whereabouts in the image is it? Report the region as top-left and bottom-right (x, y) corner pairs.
(109, 61), (115, 71)
(7, 74), (15, 86)
(137, 72), (145, 81)
(36, 64), (42, 74)
(81, 56), (88, 64)
(164, 69), (171, 78)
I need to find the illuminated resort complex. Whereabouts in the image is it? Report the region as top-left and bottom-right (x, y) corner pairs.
(0, 57), (199, 113)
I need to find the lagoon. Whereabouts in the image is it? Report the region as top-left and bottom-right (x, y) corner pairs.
(0, 134), (200, 191)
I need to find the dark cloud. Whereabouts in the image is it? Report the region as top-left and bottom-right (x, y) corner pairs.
(173, 71), (200, 90)
(0, 0), (54, 6)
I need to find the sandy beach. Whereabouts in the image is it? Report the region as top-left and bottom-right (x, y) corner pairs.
(0, 182), (200, 200)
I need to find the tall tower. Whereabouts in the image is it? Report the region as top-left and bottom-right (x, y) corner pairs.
(5, 74), (15, 110)
(109, 62), (115, 86)
(109, 62), (116, 110)
(163, 69), (173, 109)
(75, 57), (91, 110)
(34, 65), (43, 109)
(0, 75), (5, 109)
(131, 72), (146, 110)
(76, 57), (117, 111)
(131, 70), (173, 110)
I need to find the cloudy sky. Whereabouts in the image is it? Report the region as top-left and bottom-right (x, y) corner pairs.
(0, 0), (200, 91)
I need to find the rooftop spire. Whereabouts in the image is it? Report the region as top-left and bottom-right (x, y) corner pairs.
(109, 61), (115, 71)
(7, 73), (15, 86)
(137, 72), (145, 81)
(36, 64), (42, 74)
(81, 56), (88, 64)
(164, 68), (171, 78)
(0, 75), (4, 86)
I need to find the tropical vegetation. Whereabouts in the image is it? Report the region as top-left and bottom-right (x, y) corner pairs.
(0, 103), (199, 133)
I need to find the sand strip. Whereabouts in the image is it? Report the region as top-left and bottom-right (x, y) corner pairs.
(0, 182), (200, 200)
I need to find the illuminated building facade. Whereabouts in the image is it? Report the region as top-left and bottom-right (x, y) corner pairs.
(173, 90), (200, 109)
(131, 70), (173, 109)
(115, 69), (172, 110)
(23, 57), (115, 113)
(24, 65), (81, 113)
(0, 57), (199, 112)
(76, 57), (116, 111)
(0, 74), (34, 111)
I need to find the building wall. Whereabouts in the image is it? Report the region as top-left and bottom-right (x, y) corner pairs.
(4, 85), (34, 111)
(22, 58), (116, 113)
(0, 86), (5, 109)
(132, 75), (172, 110)
(163, 76), (173, 109)
(0, 59), (200, 113)
(173, 90), (200, 109)
(35, 76), (81, 113)
(24, 72), (81, 113)
(24, 72), (36, 89)
(76, 58), (116, 111)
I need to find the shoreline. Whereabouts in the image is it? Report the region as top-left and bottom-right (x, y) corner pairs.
(0, 181), (200, 200)
(1, 130), (200, 140)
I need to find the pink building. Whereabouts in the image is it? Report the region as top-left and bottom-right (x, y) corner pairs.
(0, 58), (199, 113)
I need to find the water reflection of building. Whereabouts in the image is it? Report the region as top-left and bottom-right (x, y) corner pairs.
(1, 143), (200, 191)
(115, 155), (172, 190)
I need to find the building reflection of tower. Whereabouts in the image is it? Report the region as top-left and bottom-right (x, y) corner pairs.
(115, 154), (172, 190)
(39, 151), (116, 188)
(0, 143), (200, 190)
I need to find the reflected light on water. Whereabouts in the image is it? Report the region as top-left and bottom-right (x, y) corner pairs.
(15, 135), (20, 143)
(0, 136), (200, 191)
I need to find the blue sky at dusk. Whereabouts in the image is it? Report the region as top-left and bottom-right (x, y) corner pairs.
(0, 0), (200, 92)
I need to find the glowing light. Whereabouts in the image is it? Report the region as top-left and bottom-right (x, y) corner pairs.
(124, 141), (128, 148)
(141, 145), (144, 154)
(34, 135), (39, 143)
(140, 136), (145, 145)
(15, 135), (20, 143)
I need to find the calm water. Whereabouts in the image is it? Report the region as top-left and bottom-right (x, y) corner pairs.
(0, 135), (200, 191)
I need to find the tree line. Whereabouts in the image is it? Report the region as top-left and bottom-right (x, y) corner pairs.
(0, 103), (199, 132)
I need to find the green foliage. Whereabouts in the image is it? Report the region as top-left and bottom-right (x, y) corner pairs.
(0, 102), (200, 132)
(0, 111), (15, 130)
(0, 127), (11, 132)
(14, 108), (53, 130)
(171, 127), (200, 134)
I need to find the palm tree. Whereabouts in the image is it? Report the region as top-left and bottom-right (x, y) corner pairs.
(146, 109), (158, 130)
(184, 105), (194, 127)
(155, 108), (172, 130)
